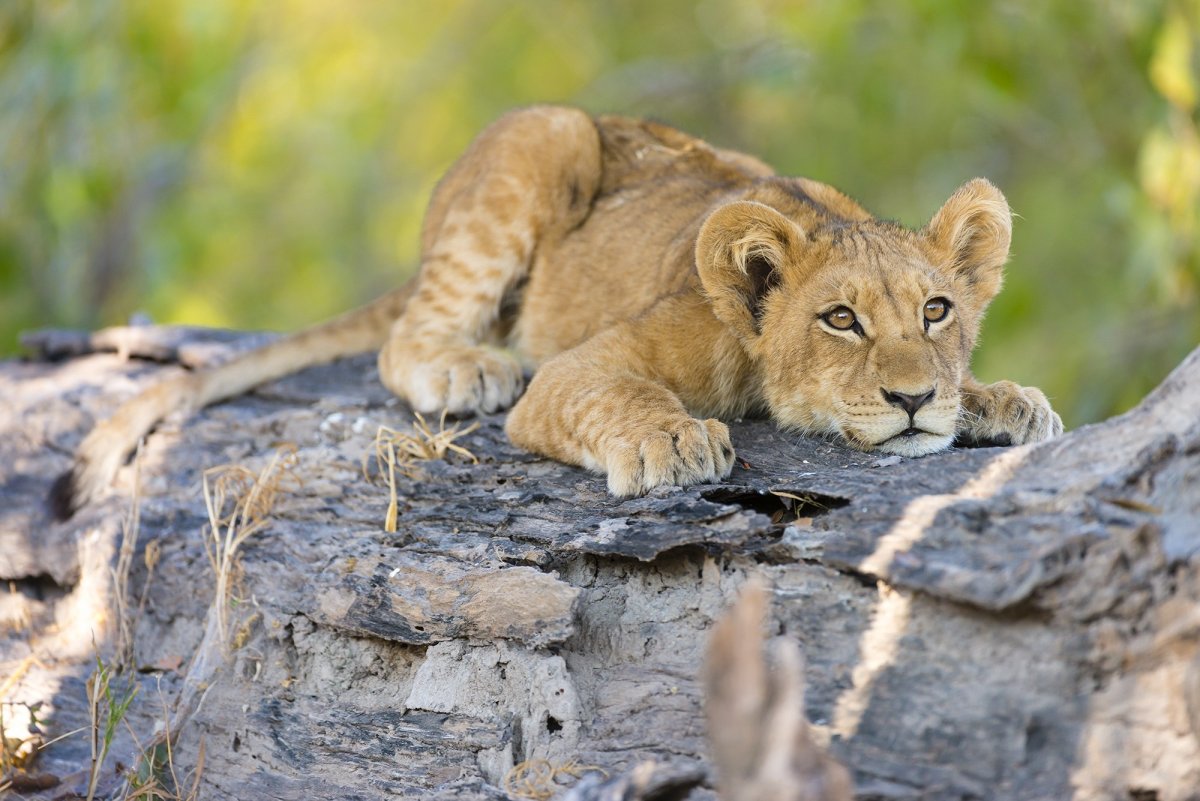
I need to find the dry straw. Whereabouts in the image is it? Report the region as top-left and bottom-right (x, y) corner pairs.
(112, 444), (144, 673)
(503, 758), (607, 800)
(122, 682), (205, 801)
(202, 446), (300, 641)
(364, 411), (479, 532)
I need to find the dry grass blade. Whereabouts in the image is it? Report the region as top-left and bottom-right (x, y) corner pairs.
(363, 411), (479, 532)
(504, 757), (607, 800)
(111, 452), (293, 801)
(0, 580), (34, 635)
(0, 655), (38, 698)
(185, 738), (205, 801)
(85, 653), (138, 801)
(122, 678), (206, 801)
(202, 446), (300, 641)
(769, 490), (832, 511)
(767, 490), (835, 525)
(137, 539), (162, 618)
(365, 426), (415, 534)
(113, 444), (144, 673)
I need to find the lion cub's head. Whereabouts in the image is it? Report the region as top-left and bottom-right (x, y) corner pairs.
(697, 177), (1011, 457)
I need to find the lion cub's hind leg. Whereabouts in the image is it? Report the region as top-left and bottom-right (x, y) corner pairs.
(379, 106), (602, 415)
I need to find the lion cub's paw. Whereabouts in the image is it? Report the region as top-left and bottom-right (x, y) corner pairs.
(382, 343), (524, 415)
(604, 417), (735, 496)
(960, 380), (1063, 447)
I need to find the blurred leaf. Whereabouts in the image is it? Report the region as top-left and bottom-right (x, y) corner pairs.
(1150, 8), (1197, 111)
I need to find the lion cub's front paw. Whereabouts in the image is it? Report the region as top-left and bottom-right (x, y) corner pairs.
(603, 416), (735, 497)
(380, 341), (523, 415)
(959, 380), (1063, 447)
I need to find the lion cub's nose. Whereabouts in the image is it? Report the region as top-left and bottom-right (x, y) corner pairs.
(881, 388), (935, 418)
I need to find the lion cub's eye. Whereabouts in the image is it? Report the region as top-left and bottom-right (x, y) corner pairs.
(822, 306), (858, 332)
(923, 298), (951, 326)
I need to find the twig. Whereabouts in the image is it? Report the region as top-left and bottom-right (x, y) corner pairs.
(703, 579), (853, 801)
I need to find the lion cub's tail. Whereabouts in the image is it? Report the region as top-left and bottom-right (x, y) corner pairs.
(50, 285), (413, 520)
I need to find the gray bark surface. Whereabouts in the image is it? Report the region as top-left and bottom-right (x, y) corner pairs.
(1, 327), (1198, 800)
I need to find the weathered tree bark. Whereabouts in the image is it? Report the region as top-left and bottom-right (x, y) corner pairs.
(0, 327), (1197, 800)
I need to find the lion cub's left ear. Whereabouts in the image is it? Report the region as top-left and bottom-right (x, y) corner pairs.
(923, 178), (1012, 306)
(696, 201), (804, 343)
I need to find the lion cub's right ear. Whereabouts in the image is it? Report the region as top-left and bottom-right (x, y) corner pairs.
(696, 201), (804, 342)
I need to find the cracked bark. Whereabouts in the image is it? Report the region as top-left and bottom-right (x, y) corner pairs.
(1, 327), (1198, 800)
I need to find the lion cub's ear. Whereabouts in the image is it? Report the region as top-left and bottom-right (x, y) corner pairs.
(924, 178), (1012, 306)
(696, 201), (804, 342)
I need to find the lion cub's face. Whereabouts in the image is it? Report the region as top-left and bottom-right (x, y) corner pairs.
(697, 178), (1011, 457)
(758, 242), (967, 456)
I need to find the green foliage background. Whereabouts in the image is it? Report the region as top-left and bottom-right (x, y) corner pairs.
(1, 0), (1198, 427)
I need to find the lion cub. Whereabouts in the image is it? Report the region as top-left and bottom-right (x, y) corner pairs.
(55, 105), (1061, 514)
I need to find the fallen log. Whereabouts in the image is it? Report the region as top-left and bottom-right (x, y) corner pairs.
(0, 327), (1197, 800)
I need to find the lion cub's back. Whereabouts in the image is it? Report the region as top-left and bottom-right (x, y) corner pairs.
(510, 115), (773, 367)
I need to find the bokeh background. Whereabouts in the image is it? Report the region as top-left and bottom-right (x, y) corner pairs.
(1, 0), (1197, 428)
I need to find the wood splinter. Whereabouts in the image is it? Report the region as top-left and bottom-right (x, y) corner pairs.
(703, 579), (853, 801)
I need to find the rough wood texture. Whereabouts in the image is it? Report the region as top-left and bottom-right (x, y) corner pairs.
(1, 327), (1198, 800)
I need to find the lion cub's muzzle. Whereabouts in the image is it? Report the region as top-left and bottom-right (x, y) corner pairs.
(838, 384), (958, 457)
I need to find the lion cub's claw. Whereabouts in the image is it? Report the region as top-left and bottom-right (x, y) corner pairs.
(383, 344), (524, 416)
(605, 417), (735, 496)
(961, 380), (1063, 447)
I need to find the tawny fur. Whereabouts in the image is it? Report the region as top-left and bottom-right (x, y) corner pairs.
(55, 105), (1062, 515)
